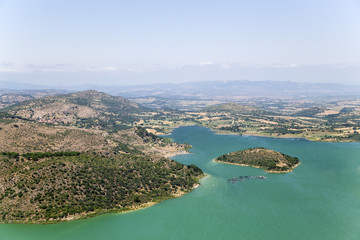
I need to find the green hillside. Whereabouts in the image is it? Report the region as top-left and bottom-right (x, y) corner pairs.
(0, 152), (203, 223)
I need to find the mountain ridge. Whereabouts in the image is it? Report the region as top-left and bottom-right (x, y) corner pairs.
(4, 90), (149, 131)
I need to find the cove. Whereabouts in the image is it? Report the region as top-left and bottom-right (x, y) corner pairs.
(1, 126), (360, 240)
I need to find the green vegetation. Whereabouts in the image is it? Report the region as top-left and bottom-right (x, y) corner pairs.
(135, 126), (160, 141)
(215, 147), (300, 172)
(22, 151), (80, 161)
(0, 104), (201, 223)
(292, 107), (325, 117)
(133, 95), (360, 142)
(75, 118), (132, 132)
(2, 89), (360, 142)
(340, 133), (360, 141)
(204, 103), (268, 115)
(219, 125), (244, 133)
(4, 89), (360, 224)
(0, 152), (203, 223)
(1, 152), (20, 158)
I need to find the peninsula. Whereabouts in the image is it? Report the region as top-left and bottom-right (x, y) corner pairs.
(0, 91), (204, 224)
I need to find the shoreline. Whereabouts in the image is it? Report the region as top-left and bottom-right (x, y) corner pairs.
(157, 124), (357, 143)
(1, 149), (201, 225)
(211, 128), (356, 142)
(164, 150), (190, 158)
(1, 180), (203, 225)
(3, 126), (310, 225)
(214, 159), (301, 173)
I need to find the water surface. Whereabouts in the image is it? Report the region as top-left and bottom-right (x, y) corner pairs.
(1, 126), (360, 239)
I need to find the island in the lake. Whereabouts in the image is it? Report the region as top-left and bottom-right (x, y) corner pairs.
(215, 147), (300, 173)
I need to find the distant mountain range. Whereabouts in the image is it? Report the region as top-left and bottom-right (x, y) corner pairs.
(1, 80), (360, 100)
(108, 81), (360, 99)
(0, 81), (47, 90)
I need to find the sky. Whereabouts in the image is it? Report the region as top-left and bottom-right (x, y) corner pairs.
(0, 0), (359, 86)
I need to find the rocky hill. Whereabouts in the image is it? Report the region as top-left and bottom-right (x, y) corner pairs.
(0, 92), (203, 223)
(215, 147), (300, 172)
(4, 90), (149, 131)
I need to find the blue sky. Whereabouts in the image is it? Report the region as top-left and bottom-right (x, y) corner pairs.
(0, 0), (359, 86)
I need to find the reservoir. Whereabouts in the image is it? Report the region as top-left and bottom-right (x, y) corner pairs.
(1, 126), (360, 239)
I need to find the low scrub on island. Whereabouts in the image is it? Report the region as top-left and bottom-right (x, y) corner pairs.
(215, 147), (300, 173)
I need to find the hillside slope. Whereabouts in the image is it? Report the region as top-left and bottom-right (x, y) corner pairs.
(4, 90), (148, 131)
(0, 94), (203, 223)
(0, 151), (202, 223)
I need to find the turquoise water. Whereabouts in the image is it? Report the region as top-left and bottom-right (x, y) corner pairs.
(1, 126), (360, 240)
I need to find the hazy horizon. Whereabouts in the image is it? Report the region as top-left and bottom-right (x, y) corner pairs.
(1, 0), (359, 86)
(2, 79), (360, 90)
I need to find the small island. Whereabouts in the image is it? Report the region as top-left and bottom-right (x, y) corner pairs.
(215, 147), (300, 173)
